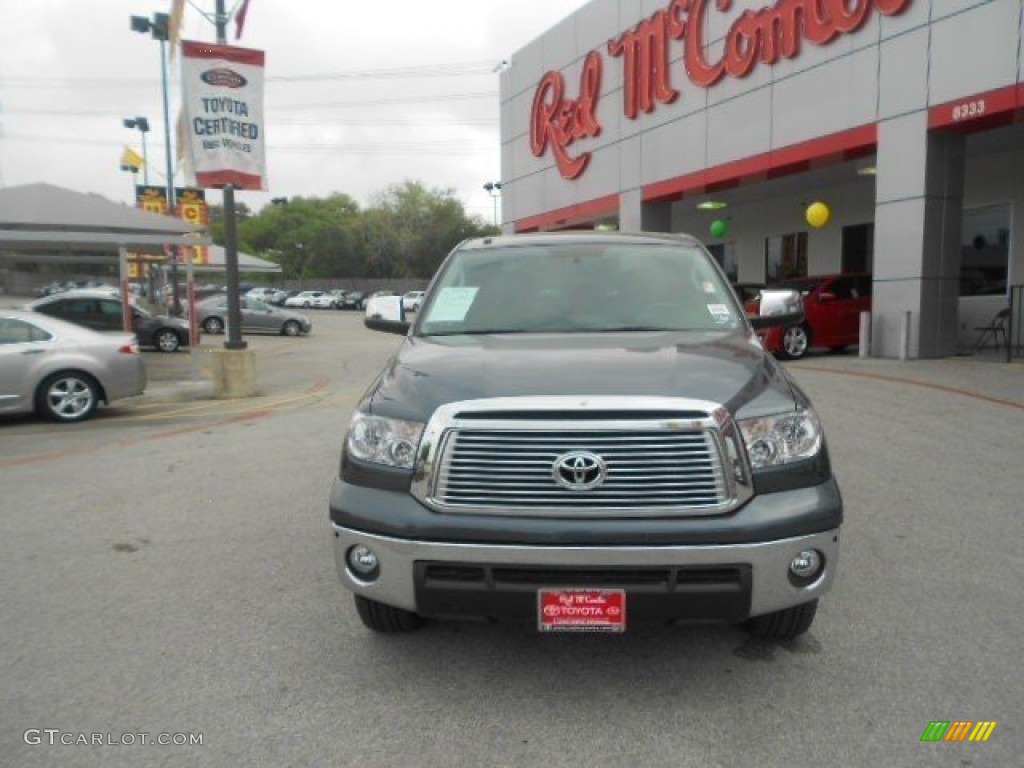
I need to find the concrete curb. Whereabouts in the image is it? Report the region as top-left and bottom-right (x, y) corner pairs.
(128, 379), (217, 405)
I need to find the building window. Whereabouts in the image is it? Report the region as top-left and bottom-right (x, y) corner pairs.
(765, 232), (808, 283)
(960, 205), (1009, 297)
(706, 243), (738, 283)
(842, 222), (874, 274)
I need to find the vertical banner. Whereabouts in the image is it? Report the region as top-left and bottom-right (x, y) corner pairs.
(175, 187), (210, 265)
(180, 40), (266, 190)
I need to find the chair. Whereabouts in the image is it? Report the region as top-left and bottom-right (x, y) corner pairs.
(971, 308), (1010, 352)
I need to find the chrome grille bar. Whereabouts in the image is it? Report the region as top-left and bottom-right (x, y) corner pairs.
(409, 397), (752, 518)
(436, 427), (728, 515)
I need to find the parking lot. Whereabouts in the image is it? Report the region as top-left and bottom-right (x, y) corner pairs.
(2, 308), (1022, 767)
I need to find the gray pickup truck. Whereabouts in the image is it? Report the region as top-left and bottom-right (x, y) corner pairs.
(330, 232), (840, 640)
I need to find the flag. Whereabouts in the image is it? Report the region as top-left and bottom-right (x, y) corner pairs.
(120, 146), (144, 171)
(235, 0), (251, 39)
(175, 108), (190, 177)
(169, 0), (186, 61)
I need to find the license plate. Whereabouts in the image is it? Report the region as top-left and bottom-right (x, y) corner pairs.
(538, 588), (626, 633)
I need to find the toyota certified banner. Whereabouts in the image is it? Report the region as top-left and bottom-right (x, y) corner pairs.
(180, 40), (266, 190)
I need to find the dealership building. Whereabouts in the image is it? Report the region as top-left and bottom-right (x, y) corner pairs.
(499, 0), (1023, 357)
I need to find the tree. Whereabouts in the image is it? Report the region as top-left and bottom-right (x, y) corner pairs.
(207, 182), (492, 279)
(369, 181), (492, 277)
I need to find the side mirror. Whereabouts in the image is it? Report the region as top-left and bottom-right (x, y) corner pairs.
(748, 289), (804, 330)
(364, 295), (410, 335)
(817, 291), (836, 302)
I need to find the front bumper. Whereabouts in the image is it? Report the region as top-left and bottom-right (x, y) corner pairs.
(332, 525), (839, 622)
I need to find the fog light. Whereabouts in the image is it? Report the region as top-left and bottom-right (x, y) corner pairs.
(347, 545), (379, 578)
(789, 549), (823, 582)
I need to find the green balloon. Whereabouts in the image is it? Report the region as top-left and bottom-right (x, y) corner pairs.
(710, 218), (729, 238)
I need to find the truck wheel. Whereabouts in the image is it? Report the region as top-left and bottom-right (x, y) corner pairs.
(744, 600), (817, 641)
(354, 595), (423, 632)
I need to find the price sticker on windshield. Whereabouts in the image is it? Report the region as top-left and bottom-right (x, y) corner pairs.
(707, 304), (731, 324)
(425, 286), (479, 323)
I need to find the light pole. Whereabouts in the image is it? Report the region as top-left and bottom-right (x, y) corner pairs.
(122, 116), (150, 185)
(213, 0), (247, 351)
(483, 181), (502, 228)
(130, 12), (180, 315)
(119, 161), (139, 199)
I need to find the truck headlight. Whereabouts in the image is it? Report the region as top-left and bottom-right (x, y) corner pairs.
(346, 412), (424, 469)
(738, 408), (822, 469)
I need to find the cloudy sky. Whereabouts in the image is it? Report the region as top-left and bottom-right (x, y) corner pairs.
(0, 0), (589, 222)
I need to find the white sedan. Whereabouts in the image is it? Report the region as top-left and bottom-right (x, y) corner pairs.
(284, 291), (335, 309)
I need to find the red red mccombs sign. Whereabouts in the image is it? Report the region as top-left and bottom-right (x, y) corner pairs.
(530, 0), (913, 179)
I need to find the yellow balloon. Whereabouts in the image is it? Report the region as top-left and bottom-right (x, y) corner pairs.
(806, 201), (831, 228)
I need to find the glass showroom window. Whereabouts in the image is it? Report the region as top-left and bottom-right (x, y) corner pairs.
(842, 223), (874, 274)
(707, 242), (738, 282)
(765, 232), (808, 284)
(960, 204), (1010, 297)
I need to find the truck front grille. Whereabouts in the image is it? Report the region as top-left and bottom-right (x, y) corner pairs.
(434, 427), (729, 515)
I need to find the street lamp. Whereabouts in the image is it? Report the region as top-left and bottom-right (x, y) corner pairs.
(483, 181), (502, 227)
(130, 12), (181, 315)
(122, 116), (150, 185)
(119, 161), (140, 200)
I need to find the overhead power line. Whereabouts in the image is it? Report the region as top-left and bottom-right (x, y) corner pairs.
(1, 108), (497, 127)
(0, 131), (496, 156)
(0, 60), (499, 89)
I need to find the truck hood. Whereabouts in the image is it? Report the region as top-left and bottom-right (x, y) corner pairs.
(367, 331), (799, 422)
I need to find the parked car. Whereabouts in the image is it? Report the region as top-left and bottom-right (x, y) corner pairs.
(402, 291), (425, 312)
(754, 273), (872, 359)
(337, 291), (365, 310)
(0, 309), (146, 423)
(24, 290), (190, 353)
(195, 296), (311, 336)
(284, 290), (334, 309)
(246, 287), (281, 302)
(334, 232), (836, 641)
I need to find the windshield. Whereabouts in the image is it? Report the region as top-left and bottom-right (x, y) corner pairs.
(418, 242), (743, 335)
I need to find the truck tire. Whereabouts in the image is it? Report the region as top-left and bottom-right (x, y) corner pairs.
(354, 595), (423, 632)
(744, 599), (817, 641)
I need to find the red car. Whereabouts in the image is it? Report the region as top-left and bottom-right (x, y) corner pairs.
(745, 274), (872, 360)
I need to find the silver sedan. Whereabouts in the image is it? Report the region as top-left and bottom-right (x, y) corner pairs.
(194, 297), (312, 336)
(0, 309), (147, 423)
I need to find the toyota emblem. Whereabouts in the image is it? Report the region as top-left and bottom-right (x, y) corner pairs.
(552, 451), (607, 491)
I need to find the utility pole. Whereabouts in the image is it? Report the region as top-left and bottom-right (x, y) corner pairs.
(216, 0), (246, 350)
(131, 13), (181, 315)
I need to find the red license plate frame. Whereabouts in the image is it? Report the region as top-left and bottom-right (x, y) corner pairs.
(537, 588), (626, 633)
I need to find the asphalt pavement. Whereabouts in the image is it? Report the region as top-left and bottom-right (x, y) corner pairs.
(1, 309), (1021, 767)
